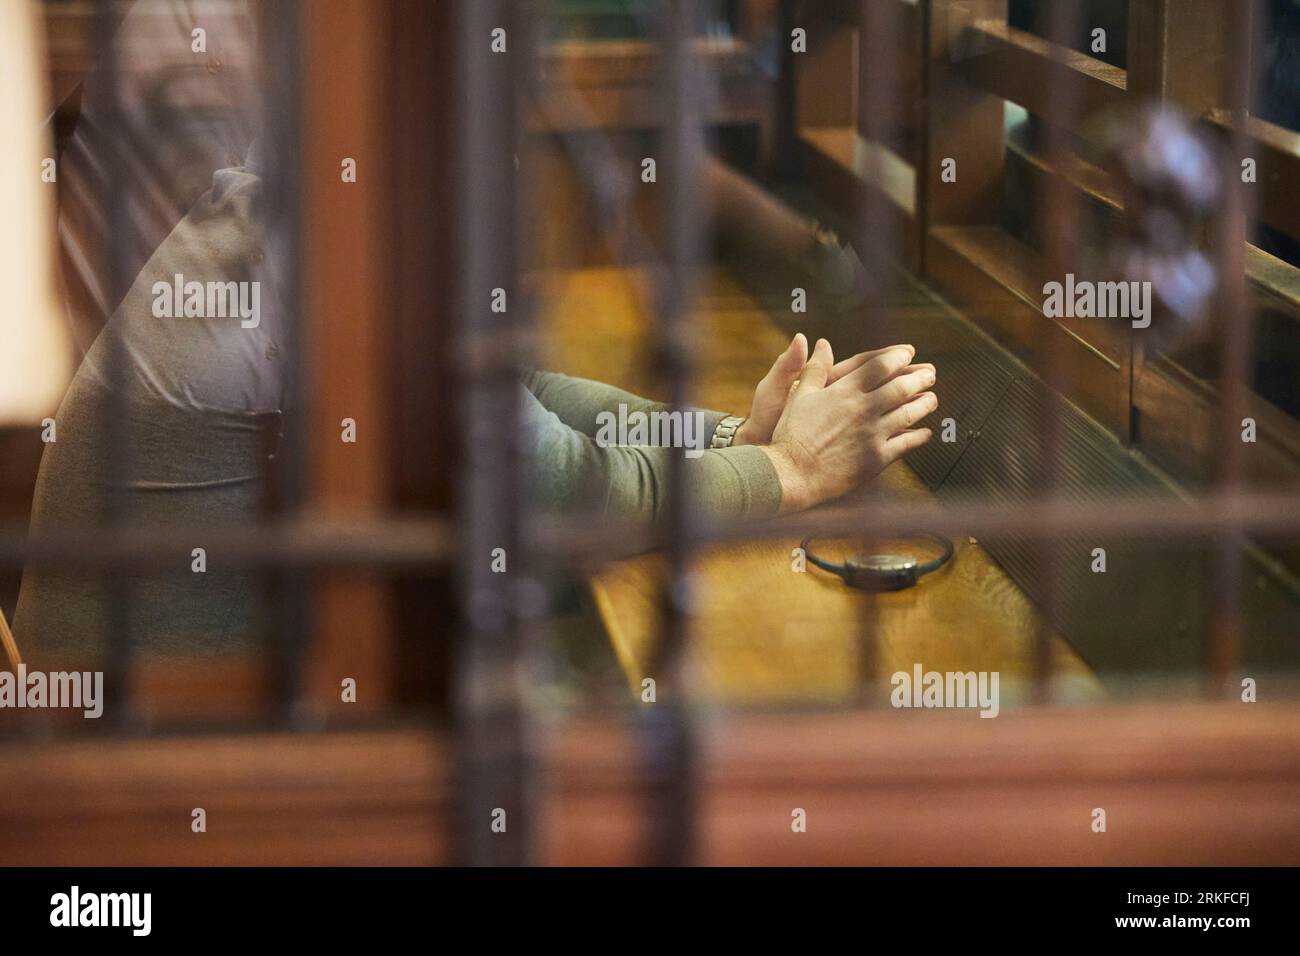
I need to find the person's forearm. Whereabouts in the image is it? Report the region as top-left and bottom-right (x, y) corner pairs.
(523, 368), (729, 444)
(523, 384), (780, 523)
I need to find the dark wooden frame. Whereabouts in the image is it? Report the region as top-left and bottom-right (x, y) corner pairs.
(792, 0), (1300, 480)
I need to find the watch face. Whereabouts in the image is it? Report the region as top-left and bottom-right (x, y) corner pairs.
(850, 553), (918, 573)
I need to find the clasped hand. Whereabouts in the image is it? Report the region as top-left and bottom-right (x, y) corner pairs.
(732, 334), (937, 514)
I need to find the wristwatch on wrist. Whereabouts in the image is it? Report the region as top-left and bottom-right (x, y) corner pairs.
(709, 415), (747, 449)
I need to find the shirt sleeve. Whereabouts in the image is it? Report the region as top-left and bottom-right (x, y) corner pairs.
(520, 382), (781, 523)
(522, 367), (730, 440)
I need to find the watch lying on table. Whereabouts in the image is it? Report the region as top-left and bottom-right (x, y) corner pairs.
(800, 533), (954, 591)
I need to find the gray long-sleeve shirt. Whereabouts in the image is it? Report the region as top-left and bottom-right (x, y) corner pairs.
(15, 151), (782, 661)
(523, 369), (781, 522)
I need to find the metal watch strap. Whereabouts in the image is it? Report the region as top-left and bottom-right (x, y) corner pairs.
(709, 415), (747, 449)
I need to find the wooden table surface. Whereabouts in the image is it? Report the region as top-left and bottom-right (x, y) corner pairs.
(537, 266), (1104, 707)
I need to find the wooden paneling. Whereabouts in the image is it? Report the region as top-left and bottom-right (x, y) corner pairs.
(858, 3), (925, 151)
(799, 126), (920, 271)
(6, 704), (1300, 866)
(923, 0), (1008, 235)
(387, 0), (460, 712)
(1134, 355), (1300, 492)
(793, 1), (926, 269)
(1127, 0), (1236, 113)
(532, 38), (774, 138)
(1205, 110), (1300, 241)
(41, 1), (104, 109)
(798, 27), (857, 128)
(927, 226), (1123, 432)
(1115, 2), (1300, 498)
(935, 224), (1128, 365)
(301, 0), (395, 716)
(0, 729), (449, 866)
(691, 702), (1300, 866)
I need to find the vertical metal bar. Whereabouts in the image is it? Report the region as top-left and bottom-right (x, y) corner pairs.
(1208, 1), (1260, 694)
(859, 0), (901, 289)
(771, 0), (800, 179)
(1031, 0), (1085, 703)
(262, 0), (311, 726)
(642, 0), (703, 867)
(93, 0), (134, 729)
(455, 0), (535, 866)
(853, 0), (902, 702)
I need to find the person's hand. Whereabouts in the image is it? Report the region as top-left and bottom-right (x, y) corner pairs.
(733, 333), (810, 446)
(736, 336), (930, 446)
(759, 339), (936, 513)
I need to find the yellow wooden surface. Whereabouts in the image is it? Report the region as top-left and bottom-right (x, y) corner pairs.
(537, 266), (1104, 706)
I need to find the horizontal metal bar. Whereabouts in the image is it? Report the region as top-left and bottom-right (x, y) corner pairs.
(0, 519), (455, 571)
(529, 492), (1300, 567)
(2, 491), (1297, 573)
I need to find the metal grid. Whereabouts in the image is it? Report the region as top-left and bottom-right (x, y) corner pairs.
(0, 0), (1291, 867)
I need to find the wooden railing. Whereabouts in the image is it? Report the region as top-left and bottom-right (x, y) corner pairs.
(796, 0), (1300, 481)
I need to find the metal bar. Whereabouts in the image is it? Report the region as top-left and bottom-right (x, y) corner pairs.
(1031, 0), (1085, 704)
(262, 0), (311, 726)
(1208, 0), (1261, 694)
(93, 0), (134, 730)
(526, 492), (1300, 571)
(533, 64), (670, 272)
(642, 0), (703, 867)
(4, 488), (1300, 575)
(454, 0), (535, 866)
(771, 0), (800, 178)
(853, 0), (902, 700)
(0, 519), (456, 571)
